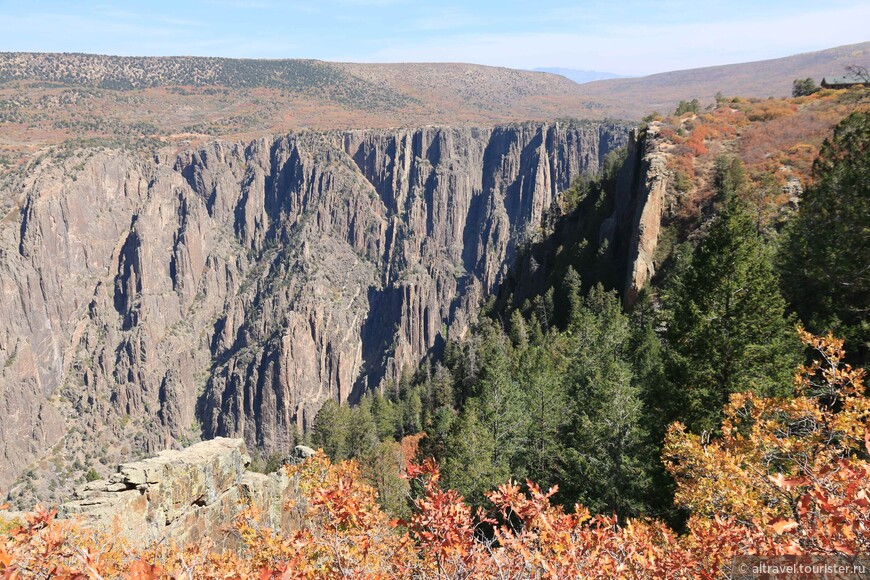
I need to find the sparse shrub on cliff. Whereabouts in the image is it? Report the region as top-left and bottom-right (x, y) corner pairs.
(674, 98), (700, 116)
(669, 154), (695, 193)
(248, 451), (285, 474)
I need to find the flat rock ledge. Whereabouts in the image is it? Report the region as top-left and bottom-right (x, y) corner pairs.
(59, 438), (292, 548)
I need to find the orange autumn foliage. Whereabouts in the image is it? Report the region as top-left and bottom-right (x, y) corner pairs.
(664, 329), (870, 554)
(400, 433), (426, 469)
(684, 124), (710, 156)
(654, 90), (860, 232)
(1, 330), (868, 578)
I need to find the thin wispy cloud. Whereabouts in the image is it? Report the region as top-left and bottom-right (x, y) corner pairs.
(92, 6), (205, 28)
(339, 0), (407, 5)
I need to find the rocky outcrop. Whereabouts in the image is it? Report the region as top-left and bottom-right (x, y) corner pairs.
(0, 120), (630, 496)
(61, 438), (291, 547)
(618, 126), (671, 306)
(491, 125), (672, 314)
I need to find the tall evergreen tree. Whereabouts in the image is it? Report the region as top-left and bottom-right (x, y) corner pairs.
(559, 285), (654, 518)
(361, 441), (411, 518)
(370, 390), (400, 440)
(346, 396), (379, 460)
(781, 111), (870, 366)
(422, 362), (455, 443)
(472, 321), (528, 472)
(311, 399), (350, 460)
(518, 341), (569, 491)
(441, 399), (509, 506)
(437, 321), (528, 504)
(401, 389), (423, 435)
(664, 157), (799, 433)
(628, 289), (684, 523)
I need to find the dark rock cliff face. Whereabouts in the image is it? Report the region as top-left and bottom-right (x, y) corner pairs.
(0, 121), (630, 493)
(616, 126), (671, 306)
(488, 126), (671, 316)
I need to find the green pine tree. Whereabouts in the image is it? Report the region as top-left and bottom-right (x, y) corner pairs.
(345, 396), (379, 460)
(664, 157), (799, 432)
(518, 340), (569, 490)
(559, 285), (654, 518)
(780, 111), (870, 366)
(441, 398), (509, 506)
(473, 321), (528, 475)
(370, 390), (400, 440)
(311, 399), (350, 460)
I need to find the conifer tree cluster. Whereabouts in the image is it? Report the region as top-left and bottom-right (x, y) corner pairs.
(309, 111), (870, 522)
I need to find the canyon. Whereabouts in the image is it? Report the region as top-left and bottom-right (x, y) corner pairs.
(0, 120), (675, 502)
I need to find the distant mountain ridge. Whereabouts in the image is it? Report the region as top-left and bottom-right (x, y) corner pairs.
(0, 42), (866, 165)
(0, 53), (416, 110)
(576, 41), (870, 118)
(533, 67), (628, 84)
(0, 42), (865, 124)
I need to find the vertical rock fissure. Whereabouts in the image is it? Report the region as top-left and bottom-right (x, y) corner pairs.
(0, 121), (632, 490)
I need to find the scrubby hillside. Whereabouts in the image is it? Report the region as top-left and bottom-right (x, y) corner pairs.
(577, 40), (870, 119)
(0, 42), (865, 179)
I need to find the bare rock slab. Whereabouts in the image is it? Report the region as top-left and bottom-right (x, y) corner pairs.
(60, 438), (291, 547)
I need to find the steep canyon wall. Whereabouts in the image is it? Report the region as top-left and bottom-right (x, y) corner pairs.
(0, 121), (631, 492)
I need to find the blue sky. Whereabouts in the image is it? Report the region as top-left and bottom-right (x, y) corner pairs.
(0, 0), (867, 76)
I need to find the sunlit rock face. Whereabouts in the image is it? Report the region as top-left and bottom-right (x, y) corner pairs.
(0, 120), (630, 491)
